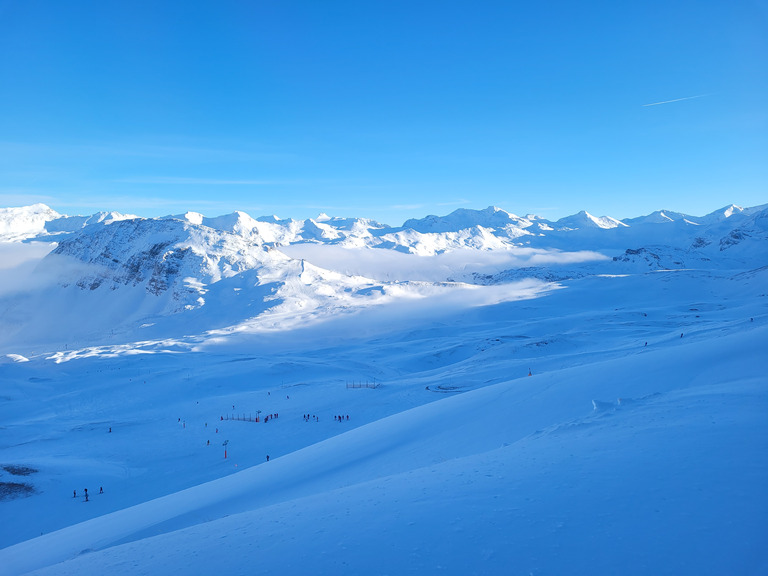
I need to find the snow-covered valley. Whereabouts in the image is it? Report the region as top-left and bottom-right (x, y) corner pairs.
(0, 203), (766, 575)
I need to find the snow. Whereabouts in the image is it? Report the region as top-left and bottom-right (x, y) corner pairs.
(0, 204), (62, 240)
(402, 206), (531, 234)
(0, 203), (766, 575)
(554, 210), (629, 230)
(0, 205), (139, 242)
(178, 211), (204, 225)
(622, 209), (684, 225)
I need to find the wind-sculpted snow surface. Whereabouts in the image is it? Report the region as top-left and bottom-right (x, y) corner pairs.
(0, 202), (766, 574)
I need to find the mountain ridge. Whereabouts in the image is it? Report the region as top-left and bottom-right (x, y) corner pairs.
(3, 202), (767, 244)
(1, 201), (765, 351)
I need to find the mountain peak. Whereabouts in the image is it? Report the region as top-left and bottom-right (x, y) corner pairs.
(402, 206), (525, 233)
(180, 212), (204, 225)
(621, 209), (691, 226)
(720, 204), (744, 218)
(0, 204), (63, 240)
(555, 210), (627, 230)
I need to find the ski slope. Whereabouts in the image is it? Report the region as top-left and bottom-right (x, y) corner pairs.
(0, 204), (766, 575)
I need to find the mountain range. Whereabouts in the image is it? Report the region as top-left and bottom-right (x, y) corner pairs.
(0, 201), (766, 574)
(3, 202), (767, 246)
(0, 202), (765, 353)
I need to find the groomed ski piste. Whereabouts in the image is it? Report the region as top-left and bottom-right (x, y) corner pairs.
(0, 203), (766, 575)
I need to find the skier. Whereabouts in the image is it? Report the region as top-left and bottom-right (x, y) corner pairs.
(266, 455), (270, 462)
(73, 490), (76, 498)
(99, 487), (103, 494)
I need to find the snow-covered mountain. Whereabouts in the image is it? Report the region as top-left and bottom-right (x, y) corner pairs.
(4, 202), (766, 257)
(0, 204), (61, 240)
(50, 217), (282, 300)
(402, 205), (535, 234)
(553, 210), (628, 230)
(0, 203), (137, 242)
(0, 201), (766, 575)
(0, 202), (765, 349)
(621, 209), (689, 225)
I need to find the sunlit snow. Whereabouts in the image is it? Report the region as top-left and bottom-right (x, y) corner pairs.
(0, 203), (765, 575)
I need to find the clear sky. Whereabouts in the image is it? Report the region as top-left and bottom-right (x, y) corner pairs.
(0, 0), (766, 225)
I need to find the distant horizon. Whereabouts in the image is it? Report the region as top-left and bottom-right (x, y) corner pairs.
(3, 197), (766, 228)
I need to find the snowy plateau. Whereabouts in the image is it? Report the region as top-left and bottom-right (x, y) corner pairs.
(0, 202), (766, 575)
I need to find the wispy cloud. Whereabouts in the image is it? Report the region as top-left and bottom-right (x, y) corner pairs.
(642, 94), (710, 107)
(114, 177), (291, 186)
(0, 191), (59, 207)
(0, 140), (297, 163)
(390, 199), (471, 212)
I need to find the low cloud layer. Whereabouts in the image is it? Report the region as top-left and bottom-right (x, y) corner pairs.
(0, 241), (57, 296)
(279, 244), (608, 282)
(0, 243), (106, 298)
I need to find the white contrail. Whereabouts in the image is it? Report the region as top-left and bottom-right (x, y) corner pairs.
(642, 94), (709, 107)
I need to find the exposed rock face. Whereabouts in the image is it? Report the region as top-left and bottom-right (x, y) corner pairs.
(50, 218), (288, 310)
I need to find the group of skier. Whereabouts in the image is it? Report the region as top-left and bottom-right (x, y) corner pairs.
(73, 486), (103, 501)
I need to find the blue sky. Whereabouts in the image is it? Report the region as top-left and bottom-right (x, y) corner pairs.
(0, 0), (765, 224)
